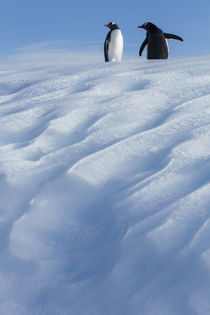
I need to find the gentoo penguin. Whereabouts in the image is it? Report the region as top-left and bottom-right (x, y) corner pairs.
(104, 22), (123, 62)
(137, 22), (183, 59)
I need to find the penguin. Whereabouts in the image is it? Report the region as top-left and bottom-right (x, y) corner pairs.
(104, 22), (123, 62)
(137, 22), (183, 59)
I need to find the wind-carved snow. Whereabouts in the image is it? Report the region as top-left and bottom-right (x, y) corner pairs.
(0, 51), (210, 314)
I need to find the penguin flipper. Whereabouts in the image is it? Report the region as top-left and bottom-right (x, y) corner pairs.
(104, 40), (109, 62)
(164, 33), (183, 42)
(139, 38), (148, 56)
(104, 31), (111, 62)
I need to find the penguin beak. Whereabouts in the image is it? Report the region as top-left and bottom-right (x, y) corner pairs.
(104, 24), (109, 27)
(137, 25), (143, 28)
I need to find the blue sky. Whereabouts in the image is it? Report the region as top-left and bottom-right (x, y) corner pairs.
(0, 0), (209, 58)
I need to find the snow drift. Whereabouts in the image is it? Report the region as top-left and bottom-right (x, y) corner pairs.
(0, 50), (210, 314)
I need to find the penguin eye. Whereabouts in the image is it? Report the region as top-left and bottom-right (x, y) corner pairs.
(144, 23), (148, 27)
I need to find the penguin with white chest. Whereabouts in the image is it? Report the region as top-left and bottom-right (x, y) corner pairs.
(104, 22), (123, 62)
(137, 22), (183, 59)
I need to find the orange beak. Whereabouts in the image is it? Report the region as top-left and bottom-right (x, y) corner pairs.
(137, 26), (143, 28)
(104, 24), (109, 27)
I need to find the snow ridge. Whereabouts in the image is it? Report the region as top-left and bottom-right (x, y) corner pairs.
(0, 52), (210, 314)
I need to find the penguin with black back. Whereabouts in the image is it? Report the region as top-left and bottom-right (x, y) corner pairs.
(137, 22), (183, 59)
(104, 22), (123, 62)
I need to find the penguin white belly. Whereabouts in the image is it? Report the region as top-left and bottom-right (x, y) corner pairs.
(108, 29), (123, 61)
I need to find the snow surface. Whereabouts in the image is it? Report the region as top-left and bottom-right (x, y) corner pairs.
(0, 50), (210, 314)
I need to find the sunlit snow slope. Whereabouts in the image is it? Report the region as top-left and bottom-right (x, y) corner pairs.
(1, 51), (210, 315)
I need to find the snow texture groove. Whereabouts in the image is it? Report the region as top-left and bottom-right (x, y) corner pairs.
(0, 52), (210, 314)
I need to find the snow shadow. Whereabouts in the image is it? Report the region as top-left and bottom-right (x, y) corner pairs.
(9, 173), (126, 287)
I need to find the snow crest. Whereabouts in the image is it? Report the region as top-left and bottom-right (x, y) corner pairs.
(0, 51), (210, 314)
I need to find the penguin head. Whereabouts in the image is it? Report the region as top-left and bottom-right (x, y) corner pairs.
(137, 22), (157, 31)
(104, 22), (119, 30)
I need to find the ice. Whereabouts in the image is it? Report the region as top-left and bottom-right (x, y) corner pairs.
(0, 50), (210, 314)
